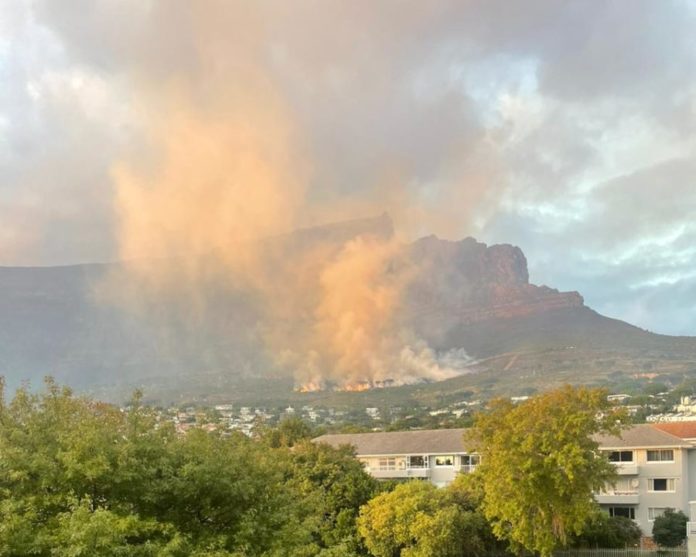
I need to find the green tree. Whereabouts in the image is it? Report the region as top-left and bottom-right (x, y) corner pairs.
(569, 510), (642, 548)
(261, 416), (315, 448)
(289, 441), (378, 552)
(0, 378), (327, 556)
(357, 481), (491, 557)
(467, 385), (626, 557)
(652, 509), (688, 548)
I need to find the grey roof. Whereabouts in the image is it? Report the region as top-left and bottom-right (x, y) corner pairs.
(593, 424), (689, 449)
(314, 424), (690, 456)
(313, 428), (470, 456)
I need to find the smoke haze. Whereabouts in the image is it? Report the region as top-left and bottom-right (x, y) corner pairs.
(2, 0), (696, 361)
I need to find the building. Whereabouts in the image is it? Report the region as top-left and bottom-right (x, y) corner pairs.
(315, 421), (696, 537)
(314, 428), (479, 487)
(595, 424), (693, 534)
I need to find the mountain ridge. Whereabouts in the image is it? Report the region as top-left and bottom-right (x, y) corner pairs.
(1, 214), (694, 398)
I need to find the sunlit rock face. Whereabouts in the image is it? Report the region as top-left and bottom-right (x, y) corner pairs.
(404, 235), (583, 345)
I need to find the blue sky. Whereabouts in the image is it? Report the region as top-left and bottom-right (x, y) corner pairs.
(1, 0), (696, 335)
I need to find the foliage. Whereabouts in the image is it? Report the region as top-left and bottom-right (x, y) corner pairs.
(467, 385), (626, 557)
(259, 415), (316, 448)
(652, 509), (688, 548)
(0, 378), (375, 556)
(569, 510), (642, 548)
(357, 480), (494, 557)
(288, 441), (379, 552)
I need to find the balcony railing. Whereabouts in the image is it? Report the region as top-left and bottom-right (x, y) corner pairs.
(369, 467), (431, 479)
(595, 491), (639, 505)
(614, 462), (639, 475)
(457, 464), (478, 474)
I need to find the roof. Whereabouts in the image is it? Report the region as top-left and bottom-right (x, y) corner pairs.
(652, 421), (696, 440)
(313, 428), (470, 456)
(315, 424), (692, 456)
(593, 424), (689, 449)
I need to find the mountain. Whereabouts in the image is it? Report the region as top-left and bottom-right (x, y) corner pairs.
(1, 214), (695, 400)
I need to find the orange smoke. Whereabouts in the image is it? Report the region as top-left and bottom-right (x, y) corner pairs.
(101, 2), (474, 390)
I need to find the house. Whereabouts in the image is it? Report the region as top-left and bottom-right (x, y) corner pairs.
(313, 428), (479, 487)
(315, 421), (696, 537)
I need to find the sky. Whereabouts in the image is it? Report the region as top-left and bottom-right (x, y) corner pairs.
(1, 0), (696, 336)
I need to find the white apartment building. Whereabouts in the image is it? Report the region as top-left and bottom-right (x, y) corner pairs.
(594, 423), (694, 534)
(314, 428), (478, 487)
(314, 422), (696, 537)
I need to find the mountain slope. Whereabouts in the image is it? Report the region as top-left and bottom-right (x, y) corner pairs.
(1, 214), (695, 396)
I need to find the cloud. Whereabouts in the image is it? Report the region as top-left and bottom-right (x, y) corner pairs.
(0, 0), (695, 338)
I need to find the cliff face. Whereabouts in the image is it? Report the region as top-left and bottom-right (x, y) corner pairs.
(405, 235), (584, 325)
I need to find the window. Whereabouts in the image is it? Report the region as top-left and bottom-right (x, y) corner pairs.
(648, 478), (676, 492)
(607, 450), (634, 462)
(608, 506), (636, 519)
(647, 449), (674, 462)
(434, 455), (454, 466)
(378, 458), (396, 471)
(408, 455), (428, 468)
(648, 508), (667, 521)
(460, 455), (480, 473)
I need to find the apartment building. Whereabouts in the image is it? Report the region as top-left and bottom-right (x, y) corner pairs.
(314, 428), (479, 487)
(314, 422), (696, 537)
(594, 424), (693, 534)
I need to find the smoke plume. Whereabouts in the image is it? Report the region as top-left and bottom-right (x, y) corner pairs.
(90, 2), (479, 389)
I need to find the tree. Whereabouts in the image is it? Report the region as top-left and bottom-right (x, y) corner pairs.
(569, 510), (642, 548)
(357, 481), (491, 557)
(467, 385), (626, 557)
(0, 378), (333, 556)
(652, 509), (688, 548)
(260, 416), (315, 448)
(289, 441), (378, 552)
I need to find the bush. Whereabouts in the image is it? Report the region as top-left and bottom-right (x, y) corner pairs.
(652, 508), (688, 547)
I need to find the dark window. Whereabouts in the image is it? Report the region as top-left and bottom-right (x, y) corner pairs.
(608, 507), (636, 519)
(608, 451), (633, 462)
(649, 478), (675, 491)
(408, 456), (427, 468)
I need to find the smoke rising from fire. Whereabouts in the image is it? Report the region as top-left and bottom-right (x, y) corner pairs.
(96, 2), (476, 389)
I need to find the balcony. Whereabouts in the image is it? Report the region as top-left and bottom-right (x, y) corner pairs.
(595, 492), (639, 505)
(614, 463), (639, 475)
(369, 467), (431, 479)
(456, 464), (479, 474)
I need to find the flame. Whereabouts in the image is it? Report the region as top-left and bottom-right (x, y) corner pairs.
(296, 382), (324, 393)
(337, 382), (372, 392)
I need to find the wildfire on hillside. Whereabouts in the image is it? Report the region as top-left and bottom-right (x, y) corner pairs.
(295, 378), (401, 393)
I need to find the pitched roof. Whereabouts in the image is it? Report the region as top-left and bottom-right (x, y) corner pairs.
(315, 423), (692, 455)
(652, 421), (696, 440)
(593, 424), (689, 449)
(313, 428), (471, 456)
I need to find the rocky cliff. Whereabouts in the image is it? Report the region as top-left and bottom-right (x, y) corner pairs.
(404, 235), (584, 341)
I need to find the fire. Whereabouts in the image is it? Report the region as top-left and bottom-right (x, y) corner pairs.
(296, 382), (324, 393)
(337, 382), (371, 392)
(295, 378), (404, 393)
